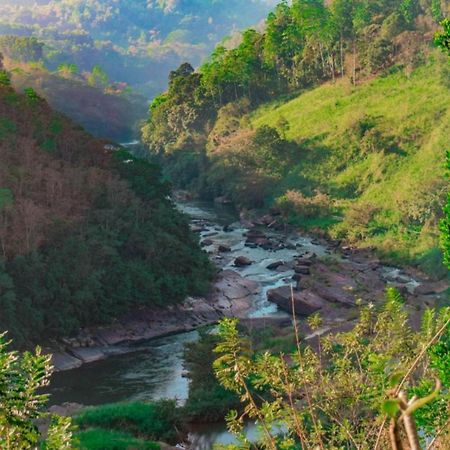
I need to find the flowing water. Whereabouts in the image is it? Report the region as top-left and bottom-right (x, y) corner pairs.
(46, 200), (429, 448)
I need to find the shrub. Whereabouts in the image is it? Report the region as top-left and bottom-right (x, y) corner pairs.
(0, 70), (10, 87)
(183, 329), (241, 422)
(214, 290), (450, 449)
(0, 334), (72, 449)
(276, 190), (332, 219)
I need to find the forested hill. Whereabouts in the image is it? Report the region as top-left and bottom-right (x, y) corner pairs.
(0, 65), (213, 347)
(0, 0), (276, 97)
(0, 0), (276, 141)
(143, 0), (450, 273)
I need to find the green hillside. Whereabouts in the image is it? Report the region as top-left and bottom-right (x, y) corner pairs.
(0, 67), (212, 347)
(142, 0), (450, 274)
(250, 56), (450, 268)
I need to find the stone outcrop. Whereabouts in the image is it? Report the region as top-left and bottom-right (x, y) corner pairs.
(234, 256), (252, 267)
(267, 286), (323, 316)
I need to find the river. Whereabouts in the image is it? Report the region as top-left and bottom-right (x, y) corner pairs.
(46, 200), (334, 447)
(46, 200), (433, 448)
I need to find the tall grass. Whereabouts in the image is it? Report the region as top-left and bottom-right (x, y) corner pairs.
(250, 53), (450, 272)
(74, 400), (181, 445)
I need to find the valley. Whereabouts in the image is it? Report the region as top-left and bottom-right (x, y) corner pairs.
(0, 1), (449, 449)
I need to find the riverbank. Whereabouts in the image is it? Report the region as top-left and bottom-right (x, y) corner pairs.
(47, 199), (448, 373)
(47, 269), (259, 371)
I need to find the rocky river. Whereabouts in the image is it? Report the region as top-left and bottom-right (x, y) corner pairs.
(46, 199), (448, 448)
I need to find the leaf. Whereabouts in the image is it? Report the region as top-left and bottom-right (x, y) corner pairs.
(382, 399), (400, 418)
(388, 371), (404, 388)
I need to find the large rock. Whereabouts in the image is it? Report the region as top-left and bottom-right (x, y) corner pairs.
(51, 352), (83, 371)
(210, 269), (260, 318)
(218, 244), (232, 253)
(68, 347), (107, 364)
(313, 285), (356, 307)
(295, 265), (311, 275)
(245, 229), (267, 240)
(267, 260), (284, 270)
(234, 256), (252, 267)
(267, 286), (322, 316)
(413, 281), (448, 296)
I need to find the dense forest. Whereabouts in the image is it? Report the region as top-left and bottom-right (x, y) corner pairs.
(144, 0), (450, 271)
(0, 62), (213, 347)
(0, 0), (276, 141)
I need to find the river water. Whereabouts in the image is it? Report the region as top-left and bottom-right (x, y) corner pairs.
(46, 200), (430, 448)
(46, 200), (338, 447)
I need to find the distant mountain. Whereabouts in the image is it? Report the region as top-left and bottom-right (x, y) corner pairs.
(0, 0), (276, 96)
(0, 0), (276, 140)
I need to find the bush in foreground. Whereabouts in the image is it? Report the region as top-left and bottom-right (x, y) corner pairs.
(214, 289), (450, 449)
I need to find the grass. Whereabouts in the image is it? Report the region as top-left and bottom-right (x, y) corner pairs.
(250, 53), (450, 273)
(74, 401), (181, 446)
(76, 428), (160, 450)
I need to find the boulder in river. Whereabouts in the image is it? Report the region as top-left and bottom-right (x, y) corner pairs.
(313, 285), (356, 307)
(267, 286), (322, 316)
(234, 256), (252, 267)
(267, 260), (284, 270)
(201, 239), (213, 247)
(295, 265), (311, 275)
(245, 229), (267, 240)
(218, 244), (232, 253)
(296, 258), (313, 267)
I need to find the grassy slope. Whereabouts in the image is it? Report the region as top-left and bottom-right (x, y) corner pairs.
(251, 54), (450, 270)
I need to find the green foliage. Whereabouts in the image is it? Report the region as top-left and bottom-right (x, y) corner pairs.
(0, 70), (10, 87)
(87, 64), (109, 89)
(23, 87), (40, 104)
(435, 18), (450, 55)
(142, 0), (446, 267)
(76, 428), (160, 450)
(400, 0), (418, 23)
(75, 400), (180, 444)
(440, 151), (450, 269)
(251, 57), (449, 267)
(183, 329), (241, 422)
(0, 334), (73, 449)
(214, 292), (450, 449)
(0, 86), (213, 346)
